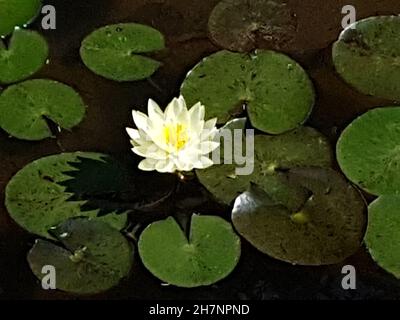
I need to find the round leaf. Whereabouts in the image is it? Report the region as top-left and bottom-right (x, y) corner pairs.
(181, 50), (314, 134)
(337, 107), (400, 196)
(0, 0), (42, 37)
(232, 168), (367, 265)
(366, 196), (400, 279)
(0, 79), (86, 141)
(208, 0), (297, 53)
(0, 29), (48, 84)
(5, 152), (128, 239)
(138, 215), (241, 288)
(80, 23), (165, 82)
(333, 16), (400, 101)
(197, 127), (333, 206)
(28, 218), (133, 294)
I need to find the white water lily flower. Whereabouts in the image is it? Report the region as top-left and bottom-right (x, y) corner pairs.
(126, 96), (220, 173)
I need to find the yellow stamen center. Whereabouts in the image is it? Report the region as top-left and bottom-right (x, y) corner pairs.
(163, 123), (188, 151)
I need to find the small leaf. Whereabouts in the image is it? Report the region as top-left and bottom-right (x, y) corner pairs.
(80, 23), (165, 82)
(138, 215), (241, 288)
(28, 218), (133, 294)
(0, 79), (86, 141)
(232, 168), (366, 265)
(366, 196), (400, 279)
(181, 50), (314, 134)
(5, 152), (128, 239)
(0, 29), (48, 84)
(0, 0), (42, 37)
(337, 107), (400, 196)
(333, 16), (400, 100)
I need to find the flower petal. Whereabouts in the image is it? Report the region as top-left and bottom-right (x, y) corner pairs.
(138, 159), (157, 171)
(199, 141), (220, 154)
(155, 160), (176, 173)
(194, 156), (214, 169)
(132, 110), (149, 131)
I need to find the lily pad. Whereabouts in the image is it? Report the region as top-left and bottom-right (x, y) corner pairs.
(0, 79), (86, 141)
(0, 0), (42, 37)
(181, 50), (314, 134)
(28, 218), (133, 294)
(366, 196), (400, 279)
(138, 215), (241, 288)
(208, 0), (297, 53)
(0, 29), (48, 84)
(5, 152), (128, 239)
(337, 107), (400, 196)
(333, 16), (400, 101)
(80, 23), (165, 81)
(232, 168), (366, 265)
(197, 127), (332, 206)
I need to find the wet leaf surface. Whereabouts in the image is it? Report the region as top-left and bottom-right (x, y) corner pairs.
(232, 168), (367, 265)
(80, 23), (165, 82)
(138, 215), (241, 287)
(181, 50), (314, 134)
(28, 217), (133, 294)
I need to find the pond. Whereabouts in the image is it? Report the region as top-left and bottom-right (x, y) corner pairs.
(1, 0), (400, 300)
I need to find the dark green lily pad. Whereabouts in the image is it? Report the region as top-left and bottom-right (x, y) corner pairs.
(333, 16), (400, 101)
(337, 107), (400, 196)
(80, 23), (165, 81)
(138, 215), (241, 288)
(5, 152), (128, 239)
(0, 79), (86, 141)
(197, 127), (332, 206)
(366, 196), (400, 279)
(0, 29), (48, 84)
(181, 50), (314, 134)
(0, 0), (42, 37)
(28, 218), (133, 294)
(208, 0), (297, 53)
(232, 168), (366, 265)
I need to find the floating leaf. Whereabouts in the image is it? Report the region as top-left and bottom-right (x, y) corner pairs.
(337, 107), (400, 196)
(181, 50), (314, 134)
(208, 0), (297, 53)
(232, 168), (366, 265)
(0, 0), (42, 37)
(80, 23), (165, 81)
(28, 218), (133, 294)
(0, 29), (48, 84)
(5, 152), (128, 239)
(366, 196), (400, 279)
(138, 215), (241, 288)
(0, 79), (86, 141)
(333, 16), (400, 101)
(197, 127), (332, 206)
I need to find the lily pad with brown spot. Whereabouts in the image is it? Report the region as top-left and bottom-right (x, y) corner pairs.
(208, 0), (297, 53)
(232, 168), (366, 265)
(333, 16), (400, 101)
(28, 218), (133, 295)
(197, 127), (333, 207)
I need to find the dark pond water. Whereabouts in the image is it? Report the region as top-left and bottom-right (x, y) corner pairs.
(1, 0), (400, 300)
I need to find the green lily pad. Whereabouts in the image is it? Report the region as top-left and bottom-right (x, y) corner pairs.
(0, 79), (86, 141)
(181, 50), (314, 134)
(5, 152), (128, 239)
(337, 107), (400, 196)
(197, 127), (332, 206)
(366, 196), (400, 279)
(28, 218), (133, 294)
(232, 168), (366, 265)
(0, 29), (48, 84)
(138, 215), (241, 288)
(333, 16), (400, 101)
(0, 0), (42, 37)
(208, 0), (297, 53)
(80, 23), (165, 81)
